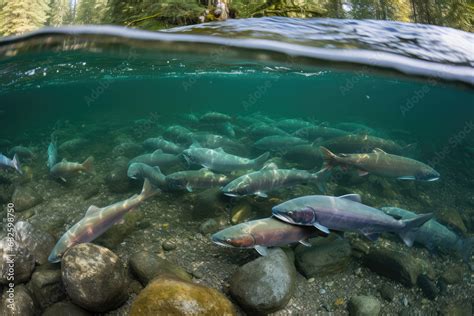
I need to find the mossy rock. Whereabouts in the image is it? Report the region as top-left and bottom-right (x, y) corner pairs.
(130, 276), (236, 316)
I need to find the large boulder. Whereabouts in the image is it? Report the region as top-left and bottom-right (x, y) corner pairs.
(130, 275), (236, 316)
(229, 248), (295, 314)
(14, 221), (56, 265)
(295, 237), (351, 278)
(61, 243), (128, 312)
(436, 208), (467, 235)
(363, 245), (424, 287)
(129, 251), (192, 285)
(28, 267), (66, 310)
(0, 238), (35, 284)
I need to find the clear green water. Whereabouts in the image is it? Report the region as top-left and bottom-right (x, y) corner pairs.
(0, 18), (473, 315)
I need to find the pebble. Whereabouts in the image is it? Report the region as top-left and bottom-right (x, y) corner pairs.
(129, 251), (192, 285)
(348, 295), (381, 316)
(162, 239), (177, 251)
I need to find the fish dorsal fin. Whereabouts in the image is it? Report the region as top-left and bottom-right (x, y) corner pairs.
(338, 194), (362, 203)
(152, 149), (163, 155)
(85, 205), (101, 216)
(215, 147), (225, 152)
(373, 148), (386, 154)
(61, 158), (67, 162)
(261, 162), (278, 170)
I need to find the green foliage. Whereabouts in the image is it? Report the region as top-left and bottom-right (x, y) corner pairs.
(49, 0), (72, 26)
(106, 0), (205, 28)
(0, 0), (472, 36)
(76, 0), (108, 24)
(0, 0), (49, 36)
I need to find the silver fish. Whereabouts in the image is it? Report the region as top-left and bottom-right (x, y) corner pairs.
(272, 194), (432, 247)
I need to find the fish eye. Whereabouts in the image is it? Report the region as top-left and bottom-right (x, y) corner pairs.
(288, 211), (294, 216)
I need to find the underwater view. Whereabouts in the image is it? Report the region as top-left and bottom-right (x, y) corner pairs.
(0, 11), (474, 316)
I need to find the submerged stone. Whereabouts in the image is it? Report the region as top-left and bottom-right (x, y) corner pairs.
(295, 237), (351, 277)
(0, 284), (36, 316)
(348, 295), (381, 316)
(14, 221), (56, 265)
(364, 245), (423, 287)
(0, 238), (35, 284)
(130, 275), (236, 316)
(61, 243), (128, 312)
(28, 267), (66, 310)
(129, 251), (192, 285)
(42, 301), (91, 316)
(230, 248), (295, 314)
(12, 186), (42, 211)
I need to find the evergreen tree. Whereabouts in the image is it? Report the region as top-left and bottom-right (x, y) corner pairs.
(49, 0), (72, 26)
(75, 0), (108, 24)
(0, 0), (50, 36)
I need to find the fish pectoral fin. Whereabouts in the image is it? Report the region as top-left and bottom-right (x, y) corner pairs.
(255, 191), (268, 198)
(313, 222), (330, 234)
(338, 194), (362, 203)
(254, 245), (268, 256)
(372, 148), (387, 154)
(299, 240), (312, 247)
(397, 176), (415, 180)
(186, 184), (193, 192)
(85, 205), (101, 216)
(357, 169), (369, 176)
(116, 218), (126, 225)
(363, 232), (381, 241)
(261, 162), (278, 170)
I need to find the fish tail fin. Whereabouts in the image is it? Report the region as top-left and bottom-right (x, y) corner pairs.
(140, 179), (159, 200)
(253, 151), (270, 168)
(311, 168), (332, 193)
(459, 237), (474, 263)
(81, 156), (95, 174)
(12, 154), (22, 174)
(319, 146), (339, 170)
(398, 213), (433, 247)
(153, 165), (163, 175)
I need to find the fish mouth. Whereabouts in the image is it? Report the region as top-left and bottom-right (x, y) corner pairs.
(47, 253), (61, 263)
(223, 192), (240, 197)
(272, 212), (293, 224)
(211, 239), (235, 248)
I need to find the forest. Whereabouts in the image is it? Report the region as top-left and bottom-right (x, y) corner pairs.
(0, 0), (473, 36)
